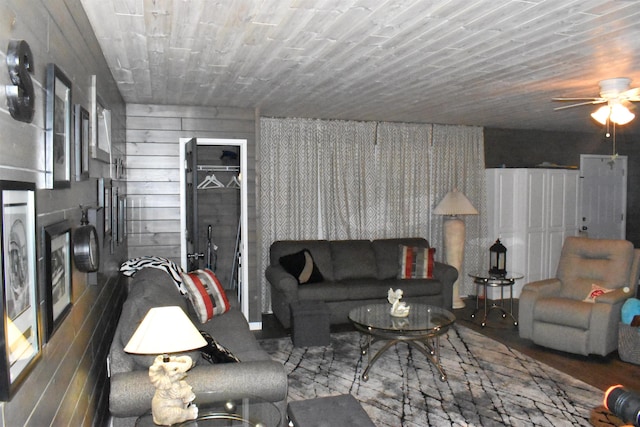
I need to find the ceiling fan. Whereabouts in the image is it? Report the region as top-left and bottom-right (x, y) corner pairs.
(553, 78), (640, 125)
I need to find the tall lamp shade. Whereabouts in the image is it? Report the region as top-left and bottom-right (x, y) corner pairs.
(434, 189), (478, 309)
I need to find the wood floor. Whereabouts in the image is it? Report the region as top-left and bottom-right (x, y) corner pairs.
(257, 298), (640, 397)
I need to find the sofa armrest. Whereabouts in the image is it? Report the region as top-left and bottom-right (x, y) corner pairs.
(518, 279), (562, 339)
(265, 265), (299, 300)
(432, 262), (458, 287)
(109, 360), (288, 418)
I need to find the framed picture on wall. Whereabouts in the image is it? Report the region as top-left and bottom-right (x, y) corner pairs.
(111, 186), (118, 252)
(43, 220), (72, 341)
(45, 64), (72, 189)
(74, 104), (90, 181)
(0, 181), (40, 401)
(90, 75), (111, 164)
(101, 178), (112, 244)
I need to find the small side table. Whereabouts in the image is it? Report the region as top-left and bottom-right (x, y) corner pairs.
(468, 271), (523, 327)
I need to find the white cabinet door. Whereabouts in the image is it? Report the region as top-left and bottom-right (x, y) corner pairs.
(486, 168), (580, 298)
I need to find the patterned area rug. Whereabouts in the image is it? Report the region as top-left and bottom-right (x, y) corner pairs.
(259, 325), (601, 426)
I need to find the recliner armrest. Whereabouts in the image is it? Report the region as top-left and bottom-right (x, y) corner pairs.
(594, 287), (633, 305)
(521, 278), (562, 297)
(518, 278), (562, 340)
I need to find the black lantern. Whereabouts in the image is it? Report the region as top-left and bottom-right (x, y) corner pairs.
(489, 239), (507, 277)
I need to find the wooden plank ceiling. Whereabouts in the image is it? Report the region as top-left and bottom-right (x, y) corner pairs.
(80, 0), (640, 133)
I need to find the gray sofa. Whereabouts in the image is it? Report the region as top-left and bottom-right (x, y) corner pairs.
(266, 237), (458, 328)
(108, 268), (288, 427)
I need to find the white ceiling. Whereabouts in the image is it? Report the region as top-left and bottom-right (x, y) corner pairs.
(81, 0), (640, 133)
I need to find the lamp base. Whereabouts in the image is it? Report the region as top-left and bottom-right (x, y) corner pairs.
(452, 298), (466, 309)
(443, 216), (467, 311)
(149, 355), (198, 426)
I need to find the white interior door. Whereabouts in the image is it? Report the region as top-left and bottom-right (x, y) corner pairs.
(580, 154), (627, 239)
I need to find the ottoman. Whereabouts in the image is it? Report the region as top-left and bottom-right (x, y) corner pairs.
(290, 300), (330, 347)
(287, 394), (375, 427)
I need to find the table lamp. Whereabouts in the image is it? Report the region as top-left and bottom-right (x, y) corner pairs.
(434, 189), (478, 309)
(124, 306), (207, 426)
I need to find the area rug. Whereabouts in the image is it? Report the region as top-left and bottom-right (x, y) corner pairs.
(259, 325), (602, 426)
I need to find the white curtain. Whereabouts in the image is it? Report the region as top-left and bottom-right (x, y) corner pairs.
(318, 120), (378, 240)
(375, 122), (433, 239)
(259, 118), (486, 311)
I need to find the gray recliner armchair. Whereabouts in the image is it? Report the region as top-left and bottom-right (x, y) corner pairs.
(519, 236), (640, 356)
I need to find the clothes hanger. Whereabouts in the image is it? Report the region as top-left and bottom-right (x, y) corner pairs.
(198, 174), (225, 189)
(227, 175), (241, 188)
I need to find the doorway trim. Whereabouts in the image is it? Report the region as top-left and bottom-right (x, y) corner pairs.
(179, 138), (250, 321)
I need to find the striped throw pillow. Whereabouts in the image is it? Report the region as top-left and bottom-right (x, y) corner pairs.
(398, 245), (435, 279)
(180, 269), (230, 323)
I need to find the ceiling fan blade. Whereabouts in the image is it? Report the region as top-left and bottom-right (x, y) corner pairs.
(621, 87), (640, 99)
(552, 97), (602, 101)
(553, 100), (607, 110)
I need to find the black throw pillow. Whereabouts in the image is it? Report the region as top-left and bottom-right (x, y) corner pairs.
(279, 249), (324, 284)
(199, 331), (240, 364)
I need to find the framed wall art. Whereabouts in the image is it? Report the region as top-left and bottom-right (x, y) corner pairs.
(45, 64), (72, 189)
(0, 181), (40, 401)
(102, 178), (112, 243)
(111, 186), (118, 252)
(43, 220), (72, 341)
(90, 75), (111, 164)
(74, 104), (90, 181)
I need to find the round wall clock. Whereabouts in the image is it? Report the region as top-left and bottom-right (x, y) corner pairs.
(73, 218), (100, 273)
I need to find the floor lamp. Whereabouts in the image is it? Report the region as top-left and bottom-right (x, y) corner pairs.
(434, 189), (478, 309)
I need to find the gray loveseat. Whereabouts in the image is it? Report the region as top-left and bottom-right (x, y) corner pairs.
(108, 268), (288, 426)
(266, 237), (458, 328)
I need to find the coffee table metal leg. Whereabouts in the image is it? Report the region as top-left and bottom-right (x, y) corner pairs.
(361, 340), (397, 382)
(407, 338), (447, 382)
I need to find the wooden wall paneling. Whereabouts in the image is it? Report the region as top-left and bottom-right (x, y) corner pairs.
(0, 0), (127, 425)
(125, 103), (259, 320)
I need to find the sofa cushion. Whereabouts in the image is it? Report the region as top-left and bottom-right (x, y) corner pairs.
(181, 269), (230, 323)
(344, 278), (443, 300)
(331, 240), (377, 280)
(373, 238), (431, 279)
(298, 282), (351, 302)
(279, 249), (324, 284)
(398, 245), (435, 279)
(271, 240), (334, 281)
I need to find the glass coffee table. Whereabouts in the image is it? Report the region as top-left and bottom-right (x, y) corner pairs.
(348, 303), (455, 382)
(135, 395), (282, 427)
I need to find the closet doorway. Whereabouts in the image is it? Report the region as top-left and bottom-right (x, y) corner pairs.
(179, 138), (249, 319)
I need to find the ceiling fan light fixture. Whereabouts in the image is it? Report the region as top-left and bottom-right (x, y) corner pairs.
(590, 103), (635, 125)
(610, 103), (634, 125)
(591, 105), (610, 125)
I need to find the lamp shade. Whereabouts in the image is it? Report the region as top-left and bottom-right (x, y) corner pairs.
(124, 306), (207, 355)
(433, 189), (478, 216)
